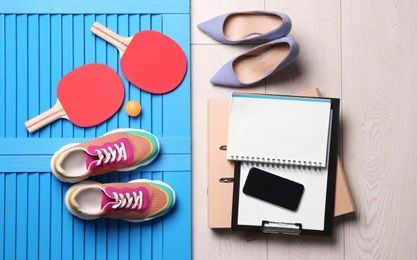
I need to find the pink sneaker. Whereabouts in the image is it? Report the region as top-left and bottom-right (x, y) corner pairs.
(51, 128), (160, 183)
(65, 179), (176, 222)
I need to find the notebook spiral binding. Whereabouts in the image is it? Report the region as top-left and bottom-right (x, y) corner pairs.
(230, 155), (323, 168)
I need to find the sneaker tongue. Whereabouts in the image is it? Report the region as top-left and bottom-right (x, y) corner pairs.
(85, 153), (98, 169)
(100, 190), (116, 210)
(85, 138), (134, 171)
(101, 187), (150, 212)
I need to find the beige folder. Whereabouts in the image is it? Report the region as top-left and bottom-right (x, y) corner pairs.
(208, 88), (355, 229)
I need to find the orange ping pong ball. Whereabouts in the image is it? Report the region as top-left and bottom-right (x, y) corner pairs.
(125, 100), (141, 117)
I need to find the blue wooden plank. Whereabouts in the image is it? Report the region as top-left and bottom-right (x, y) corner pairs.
(5, 14), (17, 138)
(163, 171), (191, 260)
(27, 173), (39, 260)
(96, 218), (108, 260)
(152, 172), (164, 260)
(0, 173), (5, 259)
(73, 14), (86, 138)
(151, 15), (164, 137)
(28, 14), (40, 139)
(38, 14), (52, 138)
(0, 136), (190, 155)
(73, 14), (85, 70)
(0, 154), (190, 173)
(84, 14), (96, 66)
(39, 173), (51, 260)
(73, 217), (85, 260)
(139, 14), (152, 133)
(105, 14), (120, 134)
(162, 14), (191, 137)
(62, 14), (75, 137)
(141, 221), (152, 259)
(128, 167), (142, 181)
(1, 0), (189, 15)
(141, 171), (152, 181)
(0, 156), (51, 172)
(51, 177), (63, 260)
(0, 15), (5, 138)
(4, 173), (17, 260)
(0, 138), (87, 154)
(16, 173), (28, 260)
(140, 171), (152, 259)
(129, 222), (141, 259)
(118, 221), (129, 260)
(117, 15), (130, 130)
(61, 182), (73, 260)
(84, 220), (96, 260)
(107, 218), (119, 260)
(50, 14), (65, 259)
(95, 14), (110, 137)
(128, 14), (141, 129)
(50, 14), (63, 137)
(84, 14), (97, 138)
(16, 14), (28, 138)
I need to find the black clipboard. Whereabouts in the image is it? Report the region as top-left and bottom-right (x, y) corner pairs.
(231, 97), (340, 236)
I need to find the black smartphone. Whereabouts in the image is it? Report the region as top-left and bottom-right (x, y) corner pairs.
(243, 167), (304, 211)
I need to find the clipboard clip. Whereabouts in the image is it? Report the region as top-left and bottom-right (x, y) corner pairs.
(261, 221), (302, 235)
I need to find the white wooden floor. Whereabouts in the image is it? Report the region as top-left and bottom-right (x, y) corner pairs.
(190, 0), (417, 259)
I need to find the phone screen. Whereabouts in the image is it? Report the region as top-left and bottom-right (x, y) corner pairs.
(243, 167), (304, 211)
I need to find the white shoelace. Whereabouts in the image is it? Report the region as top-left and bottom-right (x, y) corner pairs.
(95, 142), (127, 166)
(112, 191), (143, 210)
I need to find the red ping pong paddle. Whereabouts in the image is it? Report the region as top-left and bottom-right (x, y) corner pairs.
(90, 22), (187, 94)
(25, 63), (124, 133)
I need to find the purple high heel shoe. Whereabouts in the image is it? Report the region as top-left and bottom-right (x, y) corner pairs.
(210, 37), (299, 87)
(197, 11), (292, 44)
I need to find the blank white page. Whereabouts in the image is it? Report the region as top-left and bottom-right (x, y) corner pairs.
(237, 163), (328, 230)
(227, 93), (331, 167)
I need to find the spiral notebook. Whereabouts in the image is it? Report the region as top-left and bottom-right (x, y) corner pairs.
(227, 93), (332, 167)
(228, 92), (340, 236)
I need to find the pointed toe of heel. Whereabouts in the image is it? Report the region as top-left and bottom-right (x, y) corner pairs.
(210, 60), (243, 87)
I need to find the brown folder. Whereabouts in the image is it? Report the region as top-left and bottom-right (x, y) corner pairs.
(208, 88), (355, 229)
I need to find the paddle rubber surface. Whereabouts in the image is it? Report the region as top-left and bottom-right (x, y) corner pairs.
(120, 30), (187, 94)
(58, 63), (124, 126)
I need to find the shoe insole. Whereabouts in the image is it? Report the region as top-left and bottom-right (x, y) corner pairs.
(75, 188), (102, 213)
(233, 43), (290, 84)
(223, 13), (282, 41)
(61, 150), (87, 177)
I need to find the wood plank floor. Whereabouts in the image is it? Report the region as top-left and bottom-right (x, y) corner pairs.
(190, 1), (417, 259)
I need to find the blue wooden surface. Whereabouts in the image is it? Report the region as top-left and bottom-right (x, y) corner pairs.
(0, 1), (191, 259)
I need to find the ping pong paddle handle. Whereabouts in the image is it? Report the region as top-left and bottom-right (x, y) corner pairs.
(25, 101), (67, 133)
(90, 22), (129, 54)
